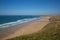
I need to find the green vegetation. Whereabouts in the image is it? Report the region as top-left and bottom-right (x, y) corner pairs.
(49, 16), (60, 22)
(7, 16), (60, 40)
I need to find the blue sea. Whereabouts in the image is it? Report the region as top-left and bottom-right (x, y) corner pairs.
(0, 15), (41, 28)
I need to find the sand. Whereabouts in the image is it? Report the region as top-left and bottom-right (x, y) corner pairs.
(1, 16), (50, 40)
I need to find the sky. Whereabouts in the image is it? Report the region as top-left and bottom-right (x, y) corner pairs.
(0, 0), (60, 15)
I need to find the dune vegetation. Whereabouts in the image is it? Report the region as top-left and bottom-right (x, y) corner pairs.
(7, 16), (60, 40)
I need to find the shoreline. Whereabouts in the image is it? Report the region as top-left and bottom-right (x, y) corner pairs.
(0, 18), (40, 39)
(0, 17), (41, 40)
(1, 16), (50, 40)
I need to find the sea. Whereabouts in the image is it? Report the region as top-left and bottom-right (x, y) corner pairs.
(0, 15), (41, 29)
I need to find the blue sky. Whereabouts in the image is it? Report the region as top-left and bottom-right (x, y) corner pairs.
(0, 0), (60, 15)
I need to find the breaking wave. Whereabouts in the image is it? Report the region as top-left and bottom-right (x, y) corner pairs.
(0, 17), (40, 28)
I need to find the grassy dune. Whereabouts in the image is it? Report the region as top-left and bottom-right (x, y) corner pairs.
(7, 16), (60, 40)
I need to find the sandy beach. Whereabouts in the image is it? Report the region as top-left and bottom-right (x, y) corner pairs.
(1, 16), (50, 40)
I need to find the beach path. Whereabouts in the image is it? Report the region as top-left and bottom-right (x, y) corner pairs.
(2, 16), (50, 40)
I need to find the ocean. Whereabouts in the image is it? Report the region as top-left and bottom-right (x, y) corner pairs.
(0, 15), (41, 28)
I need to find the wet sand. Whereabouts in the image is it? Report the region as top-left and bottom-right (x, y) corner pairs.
(1, 16), (50, 40)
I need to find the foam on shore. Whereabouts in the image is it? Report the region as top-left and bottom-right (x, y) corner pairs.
(0, 17), (41, 28)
